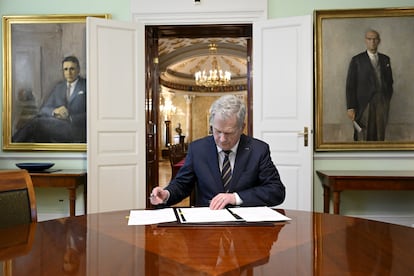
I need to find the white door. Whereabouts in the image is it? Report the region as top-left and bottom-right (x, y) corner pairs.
(86, 17), (146, 213)
(253, 15), (313, 211)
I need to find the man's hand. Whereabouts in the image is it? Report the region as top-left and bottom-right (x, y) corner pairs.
(209, 193), (236, 210)
(53, 106), (70, 120)
(347, 109), (355, 121)
(150, 187), (169, 205)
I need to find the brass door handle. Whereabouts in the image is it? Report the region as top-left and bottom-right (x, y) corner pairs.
(298, 127), (309, 147)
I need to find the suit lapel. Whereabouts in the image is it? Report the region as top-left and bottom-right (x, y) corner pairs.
(205, 136), (222, 187)
(68, 78), (85, 103)
(227, 135), (251, 191)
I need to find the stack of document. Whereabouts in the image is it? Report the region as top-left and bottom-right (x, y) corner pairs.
(128, 206), (291, 226)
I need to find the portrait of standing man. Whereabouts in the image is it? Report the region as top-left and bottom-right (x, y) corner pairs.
(346, 29), (394, 141)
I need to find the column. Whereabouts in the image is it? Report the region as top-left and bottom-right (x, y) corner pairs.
(184, 95), (195, 142)
(164, 120), (171, 147)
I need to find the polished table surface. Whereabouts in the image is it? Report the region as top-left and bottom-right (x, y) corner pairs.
(2, 209), (414, 275)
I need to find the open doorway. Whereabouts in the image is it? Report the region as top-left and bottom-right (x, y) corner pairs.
(145, 24), (252, 207)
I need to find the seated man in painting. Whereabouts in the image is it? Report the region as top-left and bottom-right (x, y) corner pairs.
(12, 56), (86, 143)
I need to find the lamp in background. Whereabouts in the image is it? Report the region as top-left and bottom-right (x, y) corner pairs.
(160, 97), (176, 121)
(194, 43), (231, 87)
(160, 93), (177, 147)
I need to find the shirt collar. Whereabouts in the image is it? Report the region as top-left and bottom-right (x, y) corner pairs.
(367, 50), (378, 58)
(216, 140), (240, 154)
(68, 77), (79, 88)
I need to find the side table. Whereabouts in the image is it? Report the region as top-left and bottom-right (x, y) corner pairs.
(29, 170), (87, 217)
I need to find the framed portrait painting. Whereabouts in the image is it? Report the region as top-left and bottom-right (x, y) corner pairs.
(2, 14), (110, 151)
(314, 8), (414, 151)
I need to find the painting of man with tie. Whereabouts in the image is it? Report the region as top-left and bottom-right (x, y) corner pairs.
(12, 56), (87, 143)
(314, 8), (414, 151)
(346, 29), (393, 141)
(3, 15), (109, 151)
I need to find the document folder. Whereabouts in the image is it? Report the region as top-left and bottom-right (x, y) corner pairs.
(128, 206), (291, 226)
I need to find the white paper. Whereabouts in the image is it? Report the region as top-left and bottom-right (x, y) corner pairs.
(353, 121), (362, 132)
(177, 207), (243, 223)
(228, 206), (291, 222)
(128, 208), (177, 225)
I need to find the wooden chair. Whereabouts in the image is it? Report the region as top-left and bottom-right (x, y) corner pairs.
(168, 143), (198, 206)
(168, 143), (188, 181)
(0, 170), (37, 228)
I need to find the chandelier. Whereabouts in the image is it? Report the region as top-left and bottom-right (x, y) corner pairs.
(194, 43), (231, 87)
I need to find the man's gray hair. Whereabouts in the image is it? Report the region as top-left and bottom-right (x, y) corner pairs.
(365, 29), (381, 40)
(209, 95), (246, 129)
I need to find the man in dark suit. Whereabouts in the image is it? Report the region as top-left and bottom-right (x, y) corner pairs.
(150, 95), (285, 210)
(12, 56), (86, 143)
(346, 29), (393, 141)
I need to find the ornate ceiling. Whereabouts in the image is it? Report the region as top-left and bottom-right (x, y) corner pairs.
(159, 37), (248, 93)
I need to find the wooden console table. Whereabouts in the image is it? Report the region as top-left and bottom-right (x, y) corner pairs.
(316, 170), (414, 214)
(29, 170), (87, 217)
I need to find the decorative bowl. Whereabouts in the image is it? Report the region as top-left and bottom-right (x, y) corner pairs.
(15, 162), (55, 172)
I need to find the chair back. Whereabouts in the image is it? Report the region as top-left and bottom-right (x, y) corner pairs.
(168, 143), (187, 167)
(0, 170), (37, 228)
(0, 222), (36, 261)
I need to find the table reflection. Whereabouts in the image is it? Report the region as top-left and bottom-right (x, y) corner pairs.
(12, 217), (86, 275)
(346, 219), (393, 275)
(0, 223), (36, 261)
(147, 224), (284, 275)
(1, 222), (36, 276)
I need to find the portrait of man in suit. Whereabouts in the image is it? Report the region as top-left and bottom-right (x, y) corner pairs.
(12, 56), (87, 143)
(345, 29), (393, 141)
(315, 11), (414, 150)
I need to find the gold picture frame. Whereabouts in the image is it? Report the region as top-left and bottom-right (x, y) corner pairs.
(2, 14), (110, 151)
(314, 7), (414, 151)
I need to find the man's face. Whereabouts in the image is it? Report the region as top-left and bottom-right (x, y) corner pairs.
(212, 114), (243, 151)
(365, 31), (380, 53)
(63, 61), (80, 83)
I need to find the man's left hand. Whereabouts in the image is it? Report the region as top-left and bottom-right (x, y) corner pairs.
(53, 106), (69, 120)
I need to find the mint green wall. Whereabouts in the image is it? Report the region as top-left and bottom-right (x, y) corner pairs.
(0, 0), (130, 20)
(268, 0), (414, 18)
(1, 0), (413, 222)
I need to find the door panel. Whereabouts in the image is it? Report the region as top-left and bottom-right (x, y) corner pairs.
(253, 15), (313, 211)
(87, 17), (146, 213)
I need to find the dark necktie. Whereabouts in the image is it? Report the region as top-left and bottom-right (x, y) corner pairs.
(221, 150), (232, 191)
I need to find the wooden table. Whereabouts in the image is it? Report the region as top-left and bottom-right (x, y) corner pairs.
(316, 170), (414, 214)
(2, 209), (414, 275)
(29, 170), (87, 217)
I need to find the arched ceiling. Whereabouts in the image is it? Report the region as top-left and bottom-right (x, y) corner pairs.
(159, 37), (248, 92)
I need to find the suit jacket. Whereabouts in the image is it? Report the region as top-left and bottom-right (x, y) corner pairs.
(346, 51), (393, 121)
(39, 77), (87, 142)
(165, 134), (286, 207)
